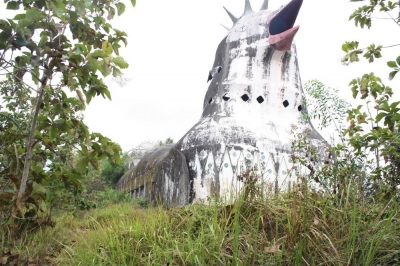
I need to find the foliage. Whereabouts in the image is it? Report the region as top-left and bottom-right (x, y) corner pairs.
(304, 80), (350, 139)
(344, 73), (400, 197)
(342, 0), (399, 75)
(388, 55), (400, 80)
(1, 183), (399, 265)
(304, 78), (400, 198)
(340, 0), (400, 197)
(93, 187), (131, 207)
(0, 0), (134, 230)
(302, 0), (400, 199)
(101, 152), (130, 185)
(71, 187), (131, 211)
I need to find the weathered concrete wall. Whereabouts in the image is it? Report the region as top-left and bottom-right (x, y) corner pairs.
(117, 144), (189, 207)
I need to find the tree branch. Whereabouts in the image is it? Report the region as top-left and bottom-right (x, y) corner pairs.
(0, 113), (25, 133)
(0, 66), (39, 93)
(385, 11), (400, 27)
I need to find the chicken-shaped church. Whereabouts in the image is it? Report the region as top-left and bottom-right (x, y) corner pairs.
(117, 0), (326, 206)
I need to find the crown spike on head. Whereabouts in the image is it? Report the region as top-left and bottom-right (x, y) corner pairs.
(221, 24), (230, 31)
(223, 6), (239, 23)
(244, 0), (253, 14)
(260, 0), (269, 10)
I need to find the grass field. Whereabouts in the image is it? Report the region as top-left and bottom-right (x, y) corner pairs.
(1, 182), (399, 266)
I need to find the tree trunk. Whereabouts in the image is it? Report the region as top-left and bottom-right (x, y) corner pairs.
(15, 81), (46, 212)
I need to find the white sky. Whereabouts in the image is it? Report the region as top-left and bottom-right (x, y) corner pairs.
(1, 0), (399, 151)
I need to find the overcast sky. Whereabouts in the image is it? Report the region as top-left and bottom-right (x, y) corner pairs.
(1, 0), (399, 151)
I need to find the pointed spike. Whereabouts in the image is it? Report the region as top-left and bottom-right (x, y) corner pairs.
(244, 0), (253, 14)
(260, 0), (269, 10)
(223, 6), (238, 23)
(207, 71), (213, 83)
(221, 24), (230, 31)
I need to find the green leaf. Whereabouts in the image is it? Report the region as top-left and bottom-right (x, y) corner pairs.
(342, 41), (359, 52)
(64, 173), (82, 180)
(68, 10), (78, 24)
(114, 150), (121, 164)
(6, 1), (19, 10)
(107, 7), (116, 20)
(349, 50), (361, 62)
(0, 19), (12, 32)
(6, 19), (17, 29)
(397, 56), (400, 66)
(112, 66), (122, 77)
(102, 41), (113, 54)
(50, 1), (66, 18)
(39, 33), (48, 48)
(106, 145), (114, 155)
(32, 182), (47, 197)
(0, 31), (12, 46)
(37, 119), (51, 131)
(31, 67), (40, 85)
(99, 60), (112, 76)
(376, 112), (387, 122)
(13, 14), (25, 20)
(80, 144), (88, 156)
(130, 0), (136, 7)
(85, 88), (96, 104)
(92, 142), (101, 152)
(101, 88), (112, 100)
(387, 61), (397, 68)
(351, 86), (359, 99)
(18, 18), (32, 29)
(53, 104), (62, 116)
(102, 24), (110, 33)
(115, 3), (126, 16)
(389, 70), (398, 81)
(380, 101), (390, 112)
(90, 50), (107, 58)
(26, 7), (43, 21)
(12, 36), (27, 48)
(75, 158), (89, 173)
(49, 125), (59, 139)
(112, 56), (128, 68)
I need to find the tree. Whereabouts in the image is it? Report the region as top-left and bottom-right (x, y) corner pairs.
(301, 1), (400, 199)
(101, 152), (130, 185)
(340, 0), (399, 197)
(0, 0), (135, 228)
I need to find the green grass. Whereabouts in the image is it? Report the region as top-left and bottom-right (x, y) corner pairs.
(1, 186), (400, 265)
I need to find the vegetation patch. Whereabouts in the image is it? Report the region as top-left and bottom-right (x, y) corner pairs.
(1, 183), (399, 265)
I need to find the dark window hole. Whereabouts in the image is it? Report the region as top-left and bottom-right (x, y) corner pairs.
(283, 100), (289, 108)
(222, 94), (230, 101)
(241, 94), (250, 102)
(256, 96), (264, 103)
(217, 66), (222, 73)
(298, 105), (302, 111)
(208, 98), (213, 104)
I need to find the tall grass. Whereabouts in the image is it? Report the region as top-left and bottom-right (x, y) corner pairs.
(74, 187), (396, 265)
(1, 181), (399, 265)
